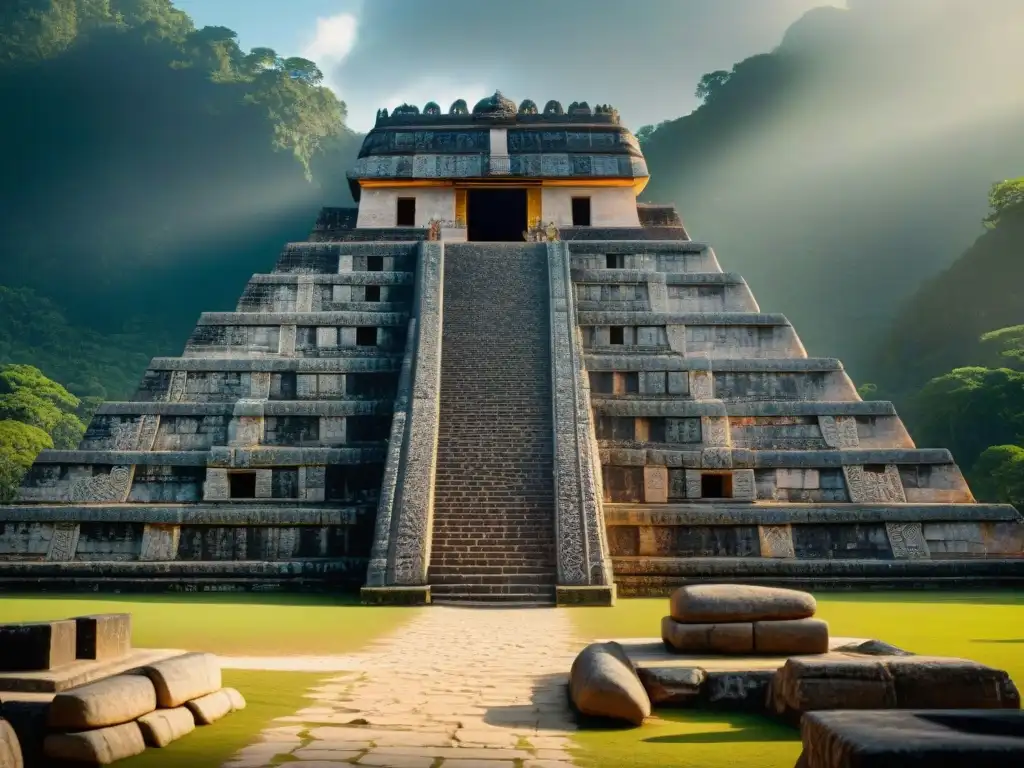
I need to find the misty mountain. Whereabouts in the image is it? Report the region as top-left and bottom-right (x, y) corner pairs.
(639, 0), (1024, 382)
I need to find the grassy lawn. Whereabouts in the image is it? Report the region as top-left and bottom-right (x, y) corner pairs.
(569, 591), (1024, 768)
(0, 593), (420, 768)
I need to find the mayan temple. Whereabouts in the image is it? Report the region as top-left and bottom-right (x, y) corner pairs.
(3, 91), (1021, 604)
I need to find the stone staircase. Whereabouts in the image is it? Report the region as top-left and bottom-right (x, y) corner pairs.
(428, 243), (558, 605)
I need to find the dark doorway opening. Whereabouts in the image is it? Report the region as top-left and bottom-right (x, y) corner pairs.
(396, 197), (416, 227)
(229, 471), (257, 498)
(467, 188), (527, 242)
(701, 473), (732, 499)
(572, 197), (592, 226)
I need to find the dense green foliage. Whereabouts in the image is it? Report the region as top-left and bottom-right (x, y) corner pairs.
(0, 0), (361, 400)
(984, 177), (1024, 229)
(0, 363), (86, 500)
(638, 2), (1024, 379)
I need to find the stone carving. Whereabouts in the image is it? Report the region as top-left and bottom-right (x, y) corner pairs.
(68, 466), (134, 503)
(843, 464), (907, 503)
(886, 522), (931, 560)
(759, 524), (796, 558)
(689, 371), (714, 400)
(46, 523), (80, 561)
(279, 325), (297, 356)
(249, 372), (271, 399)
(139, 525), (181, 561)
(685, 470), (703, 499)
(643, 466), (668, 503)
(204, 468), (230, 501)
(819, 415), (860, 449)
(701, 416), (730, 448)
(524, 221), (559, 242)
(732, 469), (757, 500)
(166, 370), (187, 403)
(136, 416), (160, 452)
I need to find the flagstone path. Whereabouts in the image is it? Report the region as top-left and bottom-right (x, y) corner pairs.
(222, 606), (585, 768)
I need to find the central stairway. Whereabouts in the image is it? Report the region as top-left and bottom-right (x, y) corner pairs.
(428, 243), (558, 605)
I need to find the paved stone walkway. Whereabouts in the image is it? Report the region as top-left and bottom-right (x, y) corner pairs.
(223, 606), (583, 768)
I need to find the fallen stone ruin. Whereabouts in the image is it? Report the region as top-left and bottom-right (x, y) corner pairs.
(0, 613), (244, 766)
(568, 584), (1022, 763)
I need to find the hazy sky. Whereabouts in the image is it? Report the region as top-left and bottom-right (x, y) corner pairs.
(175, 0), (840, 132)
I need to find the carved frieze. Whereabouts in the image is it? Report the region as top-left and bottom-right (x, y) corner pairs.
(758, 524), (796, 558)
(820, 415), (860, 449)
(68, 466), (134, 503)
(166, 370), (187, 403)
(886, 521), (931, 560)
(139, 525), (181, 561)
(732, 469), (757, 501)
(46, 523), (80, 561)
(643, 466), (668, 503)
(843, 464), (906, 503)
(701, 416), (730, 448)
(689, 371), (714, 400)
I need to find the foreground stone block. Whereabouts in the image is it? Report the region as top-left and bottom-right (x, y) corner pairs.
(771, 658), (896, 718)
(753, 618), (829, 655)
(662, 616), (754, 654)
(636, 667), (706, 707)
(74, 614), (131, 662)
(702, 670), (775, 711)
(140, 652), (221, 708)
(670, 584), (816, 624)
(48, 674), (157, 729)
(359, 586), (431, 605)
(798, 709), (1024, 767)
(44, 722), (145, 764)
(224, 687), (246, 710)
(137, 706), (195, 747)
(0, 719), (22, 768)
(883, 657), (1021, 709)
(569, 642), (651, 726)
(185, 689), (234, 725)
(0, 621), (76, 672)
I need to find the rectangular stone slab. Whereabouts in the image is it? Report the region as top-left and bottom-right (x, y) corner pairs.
(0, 622), (76, 673)
(0, 648), (182, 693)
(47, 674), (156, 730)
(753, 618), (830, 655)
(74, 614), (131, 662)
(43, 721), (145, 765)
(185, 689), (234, 725)
(141, 652), (221, 708)
(137, 706), (195, 747)
(662, 617), (754, 654)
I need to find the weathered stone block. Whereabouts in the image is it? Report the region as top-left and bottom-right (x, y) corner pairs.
(555, 585), (616, 606)
(140, 652), (222, 708)
(185, 689), (234, 725)
(0, 620), (76, 672)
(569, 642), (651, 726)
(882, 657), (1020, 709)
(669, 584), (817, 623)
(643, 466), (668, 503)
(44, 722), (145, 765)
(224, 687), (246, 710)
(662, 616), (754, 654)
(48, 674), (157, 730)
(0, 719), (22, 768)
(770, 658), (897, 717)
(74, 614), (132, 661)
(753, 618), (829, 655)
(137, 706), (195, 748)
(702, 670), (775, 711)
(636, 666), (705, 706)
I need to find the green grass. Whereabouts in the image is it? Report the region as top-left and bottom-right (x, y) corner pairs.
(569, 591), (1024, 768)
(0, 593), (420, 767)
(0, 593), (419, 655)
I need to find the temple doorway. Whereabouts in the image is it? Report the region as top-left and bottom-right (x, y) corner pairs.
(466, 188), (527, 242)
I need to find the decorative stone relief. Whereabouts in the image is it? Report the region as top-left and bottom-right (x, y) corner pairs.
(275, 527), (298, 559)
(701, 416), (730, 447)
(684, 469), (703, 499)
(255, 469), (273, 499)
(279, 325), (297, 357)
(46, 523), (80, 561)
(204, 468), (230, 501)
(732, 469), (757, 500)
(665, 326), (687, 355)
(166, 370), (187, 403)
(701, 448), (732, 468)
(136, 416), (160, 452)
(758, 524), (796, 558)
(250, 372), (271, 399)
(228, 416), (264, 447)
(886, 522), (931, 560)
(301, 466), (326, 502)
(646, 279), (668, 313)
(819, 415), (860, 449)
(139, 525), (181, 561)
(689, 370), (714, 400)
(843, 464), (907, 503)
(68, 466), (134, 503)
(643, 466), (668, 503)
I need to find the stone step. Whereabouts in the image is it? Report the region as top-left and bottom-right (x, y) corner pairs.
(427, 564), (556, 576)
(430, 556), (556, 568)
(427, 572), (554, 586)
(431, 582), (556, 596)
(430, 596), (556, 607)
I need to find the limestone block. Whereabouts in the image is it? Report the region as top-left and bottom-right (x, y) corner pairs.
(667, 372), (688, 395)
(278, 325), (297, 356)
(228, 416), (263, 447)
(203, 468), (230, 501)
(818, 415), (860, 449)
(224, 687), (247, 710)
(185, 689), (234, 725)
(48, 675), (157, 730)
(74, 614), (131, 661)
(340, 327), (357, 347)
(316, 327), (338, 348)
(137, 706), (195, 748)
(46, 523), (80, 561)
(843, 464), (906, 503)
(885, 522), (931, 560)
(338, 253), (353, 273)
(670, 584), (816, 624)
(0, 719), (22, 768)
(44, 722), (145, 765)
(643, 466), (668, 504)
(636, 666), (705, 707)
(666, 326), (687, 355)
(254, 469), (273, 499)
(140, 652), (222, 708)
(0, 620), (76, 672)
(301, 466), (326, 502)
(732, 469), (757, 500)
(777, 469), (820, 490)
(753, 618), (829, 655)
(332, 284), (352, 302)
(758, 524), (796, 558)
(770, 658), (896, 717)
(249, 371), (271, 399)
(882, 657), (1020, 709)
(701, 416), (730, 448)
(689, 370), (714, 400)
(296, 374), (317, 397)
(661, 616), (754, 654)
(684, 469), (703, 499)
(139, 525), (181, 561)
(569, 642), (651, 726)
(320, 417), (346, 445)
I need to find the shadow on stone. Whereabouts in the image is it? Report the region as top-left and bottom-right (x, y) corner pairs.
(482, 673), (578, 732)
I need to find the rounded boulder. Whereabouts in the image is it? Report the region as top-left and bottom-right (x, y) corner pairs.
(670, 584), (816, 624)
(569, 641), (651, 726)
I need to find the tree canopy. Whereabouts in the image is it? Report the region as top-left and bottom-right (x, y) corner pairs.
(983, 178), (1024, 229)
